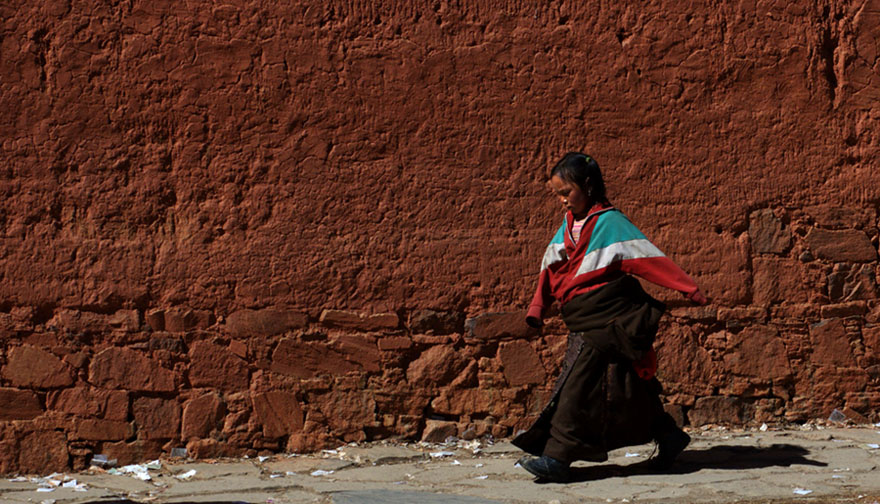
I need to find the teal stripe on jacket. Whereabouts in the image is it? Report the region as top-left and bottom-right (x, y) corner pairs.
(585, 210), (647, 254)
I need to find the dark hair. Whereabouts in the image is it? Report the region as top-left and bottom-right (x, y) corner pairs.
(550, 152), (607, 201)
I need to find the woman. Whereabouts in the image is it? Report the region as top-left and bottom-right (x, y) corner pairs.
(513, 152), (707, 482)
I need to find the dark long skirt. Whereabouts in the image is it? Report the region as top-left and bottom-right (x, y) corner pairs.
(512, 276), (676, 463)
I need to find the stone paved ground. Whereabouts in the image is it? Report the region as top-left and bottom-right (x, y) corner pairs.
(2, 425), (879, 504)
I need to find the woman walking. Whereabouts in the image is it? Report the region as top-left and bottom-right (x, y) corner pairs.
(513, 152), (707, 482)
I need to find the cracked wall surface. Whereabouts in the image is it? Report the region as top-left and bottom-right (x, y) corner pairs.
(1, 0), (879, 473)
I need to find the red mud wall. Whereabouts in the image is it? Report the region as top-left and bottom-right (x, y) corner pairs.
(2, 0), (880, 473)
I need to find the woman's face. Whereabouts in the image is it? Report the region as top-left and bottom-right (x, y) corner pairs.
(549, 175), (590, 218)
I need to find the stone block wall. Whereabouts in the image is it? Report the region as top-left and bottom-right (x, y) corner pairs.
(659, 205), (880, 426)
(2, 0), (880, 473)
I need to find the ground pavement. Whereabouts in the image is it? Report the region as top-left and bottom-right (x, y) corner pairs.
(2, 425), (879, 504)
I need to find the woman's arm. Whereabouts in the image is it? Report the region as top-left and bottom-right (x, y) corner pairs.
(589, 211), (707, 305)
(526, 220), (569, 326)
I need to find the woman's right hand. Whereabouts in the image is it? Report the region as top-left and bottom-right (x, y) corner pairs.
(689, 289), (708, 305)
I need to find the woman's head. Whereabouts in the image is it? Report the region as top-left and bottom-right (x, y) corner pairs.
(548, 152), (606, 218)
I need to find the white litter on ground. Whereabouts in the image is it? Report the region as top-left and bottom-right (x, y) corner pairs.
(119, 464), (152, 481)
(461, 440), (483, 454)
(793, 488), (813, 495)
(175, 470), (197, 480)
(31, 474), (86, 492)
(310, 470), (335, 477)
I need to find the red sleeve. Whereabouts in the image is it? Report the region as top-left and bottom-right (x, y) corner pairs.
(620, 256), (701, 299)
(526, 268), (554, 327)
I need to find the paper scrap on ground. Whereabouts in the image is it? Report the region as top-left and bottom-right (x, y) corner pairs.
(462, 440), (482, 454)
(760, 423), (768, 431)
(828, 409), (848, 423)
(91, 454), (117, 468)
(175, 469), (197, 480)
(867, 444), (879, 449)
(624, 452), (640, 457)
(310, 470), (334, 476)
(430, 451), (455, 458)
(120, 465), (152, 481)
(474, 475), (489, 480)
(793, 488), (813, 495)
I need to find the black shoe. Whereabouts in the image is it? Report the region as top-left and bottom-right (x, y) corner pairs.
(517, 455), (571, 482)
(651, 427), (690, 470)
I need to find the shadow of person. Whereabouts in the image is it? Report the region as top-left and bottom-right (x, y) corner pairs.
(558, 443), (828, 484)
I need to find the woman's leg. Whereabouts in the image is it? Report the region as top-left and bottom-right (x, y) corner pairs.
(542, 346), (609, 463)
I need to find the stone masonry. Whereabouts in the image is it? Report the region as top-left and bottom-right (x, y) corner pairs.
(1, 1), (880, 473)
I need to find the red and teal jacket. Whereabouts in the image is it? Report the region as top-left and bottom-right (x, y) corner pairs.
(526, 202), (702, 327)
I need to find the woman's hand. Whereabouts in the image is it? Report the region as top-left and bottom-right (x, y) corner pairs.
(688, 289), (708, 305)
(525, 315), (544, 328)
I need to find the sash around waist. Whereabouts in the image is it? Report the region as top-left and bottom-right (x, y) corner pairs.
(561, 275), (666, 359)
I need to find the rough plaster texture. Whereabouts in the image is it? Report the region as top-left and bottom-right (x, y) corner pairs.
(1, 1), (880, 473)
